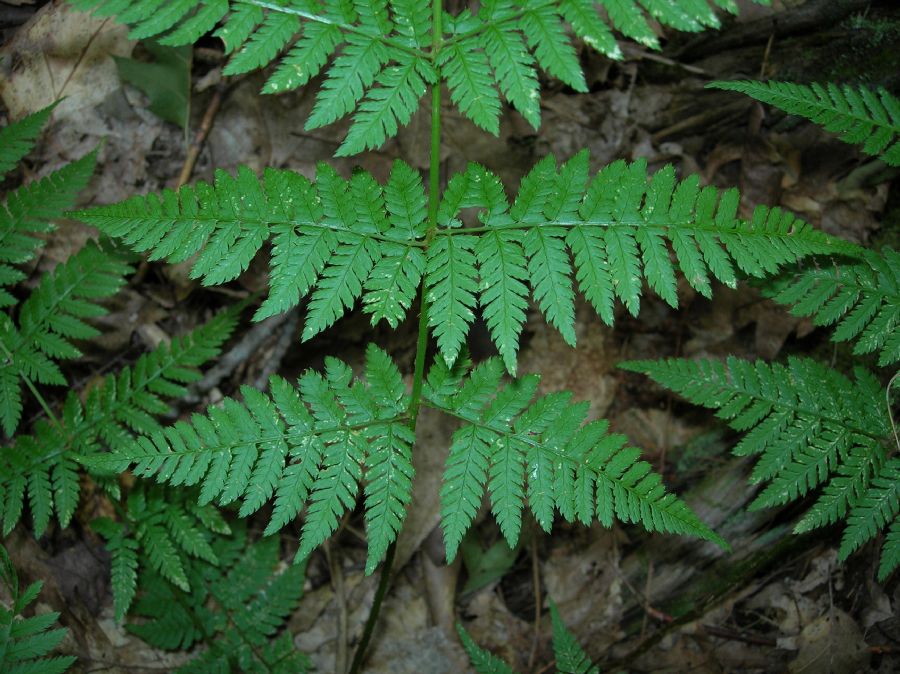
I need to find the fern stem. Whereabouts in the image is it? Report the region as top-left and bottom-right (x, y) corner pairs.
(347, 539), (396, 674)
(408, 1), (444, 429)
(349, 6), (444, 672)
(0, 339), (62, 430)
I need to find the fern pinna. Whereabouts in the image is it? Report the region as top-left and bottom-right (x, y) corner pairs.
(0, 307), (238, 537)
(761, 248), (900, 367)
(0, 543), (75, 674)
(127, 527), (310, 673)
(621, 357), (898, 580)
(709, 81), (900, 167)
(67, 0), (772, 155)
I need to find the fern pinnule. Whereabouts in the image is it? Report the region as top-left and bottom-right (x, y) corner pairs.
(550, 599), (598, 674)
(1, 104), (97, 307)
(0, 544), (75, 674)
(427, 356), (726, 563)
(763, 248), (900, 366)
(458, 599), (597, 673)
(710, 80), (900, 166)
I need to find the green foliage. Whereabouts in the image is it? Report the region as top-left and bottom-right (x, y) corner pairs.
(425, 355), (726, 562)
(73, 151), (854, 377)
(710, 80), (900, 166)
(621, 357), (898, 580)
(68, 0), (767, 154)
(0, 307), (238, 536)
(457, 599), (596, 674)
(762, 248), (900, 366)
(550, 600), (597, 674)
(87, 343), (413, 574)
(0, 543), (75, 674)
(0, 106), (98, 307)
(92, 485), (231, 621)
(128, 527), (310, 673)
(0, 244), (132, 437)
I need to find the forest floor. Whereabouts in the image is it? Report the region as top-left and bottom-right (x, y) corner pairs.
(1, 0), (899, 672)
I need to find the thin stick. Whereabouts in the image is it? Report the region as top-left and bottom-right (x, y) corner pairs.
(176, 86), (224, 189)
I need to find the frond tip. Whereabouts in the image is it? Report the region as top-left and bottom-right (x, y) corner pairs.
(426, 356), (726, 563)
(710, 80), (900, 166)
(762, 248), (900, 366)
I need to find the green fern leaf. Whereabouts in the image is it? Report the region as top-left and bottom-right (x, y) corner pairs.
(1, 147), (97, 305)
(841, 458), (900, 561)
(129, 530), (310, 673)
(440, 39), (502, 135)
(160, 0), (229, 46)
(432, 357), (724, 563)
(91, 518), (139, 622)
(426, 234), (479, 367)
(0, 544), (75, 674)
(559, 0), (621, 59)
(763, 249), (900, 366)
(306, 33), (390, 130)
(223, 10), (300, 75)
(0, 244), (131, 437)
(0, 103), (58, 180)
(0, 306), (237, 536)
(480, 1), (541, 129)
(89, 346), (414, 569)
(710, 81), (900, 166)
(623, 356), (893, 562)
(550, 599), (598, 674)
(456, 623), (518, 674)
(337, 54), (434, 156)
(263, 21), (343, 93)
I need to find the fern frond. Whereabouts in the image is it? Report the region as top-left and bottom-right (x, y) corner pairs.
(763, 249), (900, 366)
(82, 154), (852, 376)
(0, 306), (238, 536)
(429, 356), (724, 562)
(129, 528), (310, 673)
(518, 2), (586, 93)
(0, 544), (76, 674)
(710, 81), (900, 166)
(86, 344), (412, 569)
(440, 39), (502, 135)
(0, 243), (131, 437)
(622, 357), (893, 562)
(550, 599), (598, 674)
